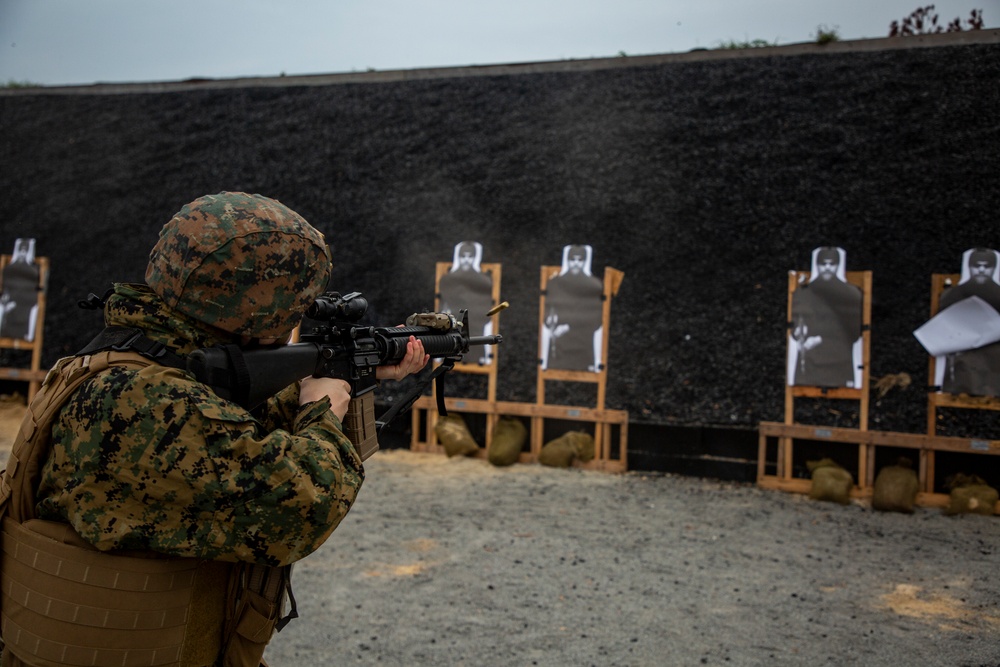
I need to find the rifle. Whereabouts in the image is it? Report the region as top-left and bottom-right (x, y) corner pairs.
(186, 291), (503, 461)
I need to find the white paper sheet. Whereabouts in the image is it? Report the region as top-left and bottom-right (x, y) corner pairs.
(913, 295), (1000, 356)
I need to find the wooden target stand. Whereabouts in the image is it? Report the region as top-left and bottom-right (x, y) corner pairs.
(757, 269), (873, 497)
(923, 273), (1000, 505)
(0, 254), (49, 402)
(409, 262), (505, 457)
(759, 270), (1000, 513)
(494, 265), (628, 472)
(410, 262), (629, 472)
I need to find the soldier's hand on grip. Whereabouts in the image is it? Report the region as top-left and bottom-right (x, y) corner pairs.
(299, 376), (352, 420)
(375, 335), (430, 381)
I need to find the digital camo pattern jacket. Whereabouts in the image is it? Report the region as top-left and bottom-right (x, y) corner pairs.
(34, 283), (364, 566)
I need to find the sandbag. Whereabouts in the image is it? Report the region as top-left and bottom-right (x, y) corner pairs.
(872, 458), (919, 514)
(943, 473), (998, 516)
(434, 414), (479, 457)
(572, 431), (596, 463)
(538, 431), (595, 468)
(487, 417), (527, 467)
(807, 458), (853, 505)
(538, 439), (576, 468)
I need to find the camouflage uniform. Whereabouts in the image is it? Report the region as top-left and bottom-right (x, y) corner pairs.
(36, 192), (362, 565)
(35, 282), (364, 565)
(1, 193), (360, 666)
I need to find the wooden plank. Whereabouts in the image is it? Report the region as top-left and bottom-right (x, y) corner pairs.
(869, 430), (1000, 454)
(916, 492), (950, 509)
(759, 421), (871, 443)
(757, 476), (869, 498)
(413, 396), (628, 424)
(757, 430), (768, 483)
(789, 386), (864, 400)
(408, 442), (536, 464)
(577, 459), (627, 473)
(762, 422), (1000, 455)
(758, 476), (809, 493)
(494, 400), (628, 423)
(537, 368), (602, 384)
(0, 338), (40, 351)
(413, 395), (496, 413)
(928, 393), (1000, 411)
(448, 362), (494, 375)
(0, 368), (47, 382)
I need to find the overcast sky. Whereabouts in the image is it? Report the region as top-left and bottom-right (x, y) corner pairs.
(1, 0), (995, 86)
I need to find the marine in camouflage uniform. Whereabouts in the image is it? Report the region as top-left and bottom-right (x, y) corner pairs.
(35, 280), (363, 565)
(0, 193), (426, 666)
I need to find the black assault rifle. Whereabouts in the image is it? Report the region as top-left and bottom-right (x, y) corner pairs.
(186, 291), (503, 461)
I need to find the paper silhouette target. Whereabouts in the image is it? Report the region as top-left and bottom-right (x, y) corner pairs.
(438, 241), (496, 363)
(541, 244), (604, 373)
(0, 238), (40, 341)
(917, 247), (1000, 397)
(787, 246), (863, 388)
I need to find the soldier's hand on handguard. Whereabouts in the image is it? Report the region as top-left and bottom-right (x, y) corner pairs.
(299, 377), (352, 420)
(376, 335), (430, 381)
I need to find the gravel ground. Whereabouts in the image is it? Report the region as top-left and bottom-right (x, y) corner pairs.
(261, 449), (1000, 667)
(1, 399), (998, 666)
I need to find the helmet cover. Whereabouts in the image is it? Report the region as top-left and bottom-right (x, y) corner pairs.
(145, 192), (332, 337)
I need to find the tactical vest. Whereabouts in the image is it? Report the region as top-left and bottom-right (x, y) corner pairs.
(0, 348), (293, 667)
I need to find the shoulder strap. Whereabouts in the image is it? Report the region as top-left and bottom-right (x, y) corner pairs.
(78, 326), (186, 369)
(0, 350), (155, 523)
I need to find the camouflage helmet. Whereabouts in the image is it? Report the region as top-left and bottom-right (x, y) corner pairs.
(145, 192), (332, 338)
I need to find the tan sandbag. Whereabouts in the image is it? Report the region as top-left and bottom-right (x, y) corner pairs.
(807, 458), (853, 505)
(434, 414), (479, 457)
(487, 417), (527, 467)
(539, 431), (595, 468)
(945, 485), (998, 516)
(943, 474), (998, 516)
(872, 458), (919, 514)
(538, 440), (576, 468)
(570, 431), (596, 463)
